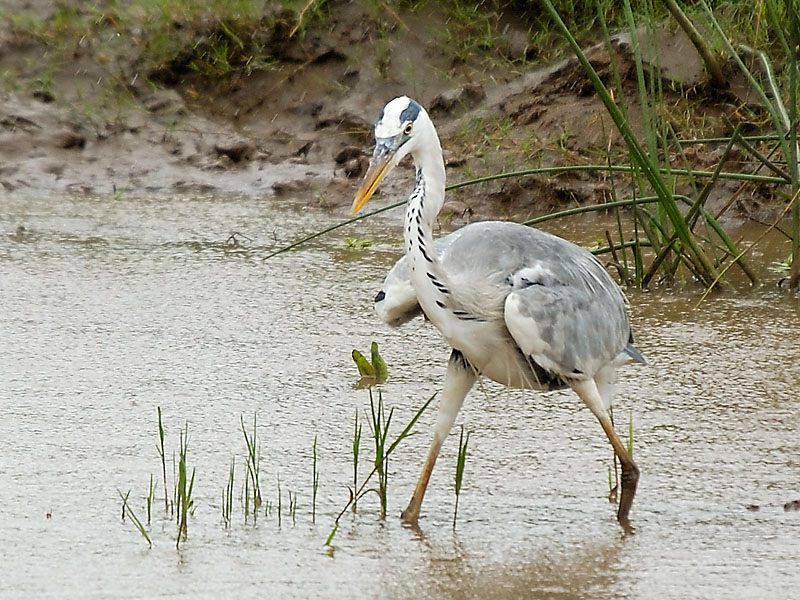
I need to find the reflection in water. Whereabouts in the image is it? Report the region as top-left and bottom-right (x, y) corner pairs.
(1, 194), (799, 600)
(396, 529), (624, 600)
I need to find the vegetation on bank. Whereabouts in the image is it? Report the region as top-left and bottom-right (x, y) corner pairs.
(1, 1), (791, 102)
(2, 1), (798, 292)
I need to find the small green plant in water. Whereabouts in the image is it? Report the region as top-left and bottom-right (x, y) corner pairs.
(352, 341), (388, 387)
(453, 425), (470, 528)
(770, 254), (792, 273)
(344, 237), (371, 250)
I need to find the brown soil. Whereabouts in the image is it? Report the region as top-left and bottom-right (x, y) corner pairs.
(0, 1), (784, 224)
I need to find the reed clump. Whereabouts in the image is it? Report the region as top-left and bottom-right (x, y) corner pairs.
(118, 390), (443, 548)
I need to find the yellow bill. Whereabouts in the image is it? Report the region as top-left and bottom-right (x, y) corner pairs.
(352, 143), (395, 215)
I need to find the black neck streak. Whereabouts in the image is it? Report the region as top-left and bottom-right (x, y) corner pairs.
(406, 168), (433, 264)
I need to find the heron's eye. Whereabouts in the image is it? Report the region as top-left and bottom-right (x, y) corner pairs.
(403, 122), (413, 135)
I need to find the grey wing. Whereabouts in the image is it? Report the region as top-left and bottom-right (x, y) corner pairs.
(503, 248), (642, 378)
(374, 231), (462, 327)
(433, 220), (642, 377)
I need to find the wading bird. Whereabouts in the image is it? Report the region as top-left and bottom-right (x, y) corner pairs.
(352, 96), (645, 532)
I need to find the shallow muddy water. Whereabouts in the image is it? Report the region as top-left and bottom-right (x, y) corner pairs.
(1, 193), (799, 599)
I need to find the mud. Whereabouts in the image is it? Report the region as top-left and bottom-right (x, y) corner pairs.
(0, 1), (785, 223)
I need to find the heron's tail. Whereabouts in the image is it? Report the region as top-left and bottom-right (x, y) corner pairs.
(622, 343), (646, 365)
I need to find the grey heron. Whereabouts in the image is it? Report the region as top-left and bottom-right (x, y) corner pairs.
(352, 96), (645, 532)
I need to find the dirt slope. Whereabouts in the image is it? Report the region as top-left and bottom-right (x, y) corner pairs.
(0, 1), (779, 223)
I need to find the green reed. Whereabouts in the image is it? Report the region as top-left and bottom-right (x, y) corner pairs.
(326, 392), (436, 546)
(699, 0), (800, 290)
(146, 473), (155, 527)
(627, 411), (634, 458)
(369, 389), (392, 519)
(119, 489), (152, 548)
(311, 435), (320, 523)
(277, 473), (282, 527)
(370, 342), (388, 382)
(157, 406), (169, 513)
(607, 408), (634, 502)
(176, 423), (195, 549)
(352, 408), (362, 513)
(241, 413), (262, 517)
(453, 425), (470, 528)
(288, 490), (297, 525)
(222, 457), (235, 528)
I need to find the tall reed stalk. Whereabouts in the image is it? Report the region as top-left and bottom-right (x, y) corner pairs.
(541, 0), (748, 290)
(699, 0), (800, 291)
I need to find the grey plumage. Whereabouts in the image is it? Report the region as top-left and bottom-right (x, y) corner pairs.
(354, 96), (644, 530)
(376, 221), (644, 389)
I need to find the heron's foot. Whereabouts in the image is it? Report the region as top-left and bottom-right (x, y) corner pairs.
(616, 458), (640, 533)
(400, 502), (420, 526)
(619, 516), (636, 536)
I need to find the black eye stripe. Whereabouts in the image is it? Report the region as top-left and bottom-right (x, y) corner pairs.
(399, 99), (421, 123)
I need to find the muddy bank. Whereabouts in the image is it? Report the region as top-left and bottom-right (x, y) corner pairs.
(0, 1), (784, 224)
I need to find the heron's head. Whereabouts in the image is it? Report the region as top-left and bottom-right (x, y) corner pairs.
(352, 96), (429, 215)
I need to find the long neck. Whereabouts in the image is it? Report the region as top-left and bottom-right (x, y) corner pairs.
(403, 133), (446, 269)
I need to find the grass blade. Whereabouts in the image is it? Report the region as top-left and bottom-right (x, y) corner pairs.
(119, 489), (152, 548)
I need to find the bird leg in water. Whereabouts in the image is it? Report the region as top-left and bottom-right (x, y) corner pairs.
(401, 349), (477, 525)
(571, 378), (639, 533)
(597, 415), (639, 533)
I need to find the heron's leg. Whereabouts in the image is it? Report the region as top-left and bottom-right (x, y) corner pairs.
(571, 378), (639, 533)
(401, 349), (477, 525)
